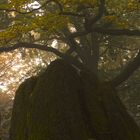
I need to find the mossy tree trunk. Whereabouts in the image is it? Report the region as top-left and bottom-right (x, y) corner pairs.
(10, 77), (37, 140)
(10, 59), (140, 140)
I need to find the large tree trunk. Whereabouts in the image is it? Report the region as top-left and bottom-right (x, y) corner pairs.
(10, 59), (140, 140)
(10, 76), (37, 140)
(80, 72), (140, 139)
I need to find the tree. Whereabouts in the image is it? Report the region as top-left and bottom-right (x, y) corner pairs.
(0, 0), (140, 85)
(10, 59), (140, 140)
(0, 0), (140, 139)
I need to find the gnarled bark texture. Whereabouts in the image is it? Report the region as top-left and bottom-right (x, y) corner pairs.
(10, 59), (140, 140)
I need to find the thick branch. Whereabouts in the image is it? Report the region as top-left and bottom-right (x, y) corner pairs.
(0, 42), (87, 71)
(111, 50), (140, 87)
(84, 0), (105, 30)
(89, 0), (105, 24)
(60, 27), (86, 62)
(70, 28), (140, 38)
(0, 43), (64, 57)
(93, 28), (140, 36)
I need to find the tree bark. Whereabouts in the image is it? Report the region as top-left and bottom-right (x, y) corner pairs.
(10, 59), (140, 140)
(10, 77), (37, 140)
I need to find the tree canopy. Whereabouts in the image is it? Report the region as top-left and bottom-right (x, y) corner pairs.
(0, 0), (140, 87)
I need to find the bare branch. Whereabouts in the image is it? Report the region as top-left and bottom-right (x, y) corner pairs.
(0, 42), (87, 71)
(90, 0), (105, 24)
(93, 28), (140, 36)
(84, 0), (105, 30)
(0, 43), (63, 57)
(100, 47), (109, 56)
(111, 50), (140, 87)
(70, 28), (140, 38)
